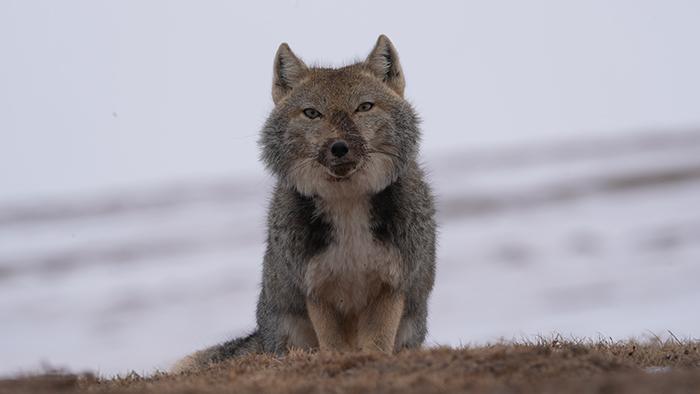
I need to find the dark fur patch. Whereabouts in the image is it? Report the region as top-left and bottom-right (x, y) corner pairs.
(293, 192), (333, 258)
(369, 181), (400, 245)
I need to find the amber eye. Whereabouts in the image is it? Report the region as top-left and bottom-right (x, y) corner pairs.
(356, 102), (374, 112)
(303, 108), (322, 119)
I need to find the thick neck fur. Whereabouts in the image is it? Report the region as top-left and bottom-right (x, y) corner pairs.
(314, 192), (372, 246)
(302, 182), (401, 314)
(314, 188), (370, 218)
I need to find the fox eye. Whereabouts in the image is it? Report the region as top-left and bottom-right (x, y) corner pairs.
(356, 102), (374, 112)
(303, 108), (322, 119)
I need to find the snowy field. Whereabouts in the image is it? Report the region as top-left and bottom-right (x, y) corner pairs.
(2, 0), (700, 379)
(1, 129), (700, 376)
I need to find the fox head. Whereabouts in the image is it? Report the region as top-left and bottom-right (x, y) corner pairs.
(259, 35), (420, 199)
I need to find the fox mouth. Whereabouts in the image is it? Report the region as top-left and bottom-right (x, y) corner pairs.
(326, 161), (360, 180)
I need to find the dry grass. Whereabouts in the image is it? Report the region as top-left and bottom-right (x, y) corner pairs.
(2, 338), (699, 394)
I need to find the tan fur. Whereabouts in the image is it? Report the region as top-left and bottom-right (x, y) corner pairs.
(304, 196), (401, 315)
(357, 287), (405, 353)
(303, 192), (403, 353)
(281, 313), (318, 349)
(306, 287), (404, 353)
(170, 347), (217, 374)
(306, 299), (353, 352)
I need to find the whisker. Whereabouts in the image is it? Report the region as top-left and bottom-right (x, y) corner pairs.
(368, 149), (401, 160)
(289, 158), (316, 173)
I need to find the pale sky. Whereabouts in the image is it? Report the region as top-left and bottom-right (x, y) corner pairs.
(2, 0), (699, 202)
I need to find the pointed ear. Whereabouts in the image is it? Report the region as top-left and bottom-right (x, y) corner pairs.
(365, 35), (405, 96)
(272, 43), (308, 104)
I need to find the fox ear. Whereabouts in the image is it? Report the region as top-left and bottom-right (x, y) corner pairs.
(272, 43), (308, 105)
(365, 35), (405, 96)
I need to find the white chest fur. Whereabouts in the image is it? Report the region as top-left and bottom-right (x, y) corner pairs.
(304, 196), (400, 315)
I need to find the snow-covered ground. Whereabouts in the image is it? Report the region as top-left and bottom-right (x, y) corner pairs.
(1, 129), (700, 377)
(2, 0), (700, 379)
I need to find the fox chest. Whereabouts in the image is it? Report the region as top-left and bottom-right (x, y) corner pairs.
(303, 212), (400, 314)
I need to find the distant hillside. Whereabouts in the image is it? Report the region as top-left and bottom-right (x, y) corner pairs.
(2, 129), (700, 376)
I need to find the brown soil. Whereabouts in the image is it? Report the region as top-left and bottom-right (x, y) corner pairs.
(2, 338), (699, 394)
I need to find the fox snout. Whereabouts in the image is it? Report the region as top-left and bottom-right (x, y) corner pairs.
(318, 136), (366, 178)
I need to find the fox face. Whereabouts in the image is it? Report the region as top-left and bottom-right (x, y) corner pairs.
(259, 35), (420, 198)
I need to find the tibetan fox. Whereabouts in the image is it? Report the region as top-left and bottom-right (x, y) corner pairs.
(173, 35), (435, 372)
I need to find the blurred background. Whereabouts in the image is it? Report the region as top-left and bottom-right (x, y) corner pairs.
(2, 0), (700, 377)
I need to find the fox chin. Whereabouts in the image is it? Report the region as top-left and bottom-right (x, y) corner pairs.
(172, 35), (436, 374)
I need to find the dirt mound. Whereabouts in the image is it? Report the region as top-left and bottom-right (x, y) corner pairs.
(2, 339), (698, 394)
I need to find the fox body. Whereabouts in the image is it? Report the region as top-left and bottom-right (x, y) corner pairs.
(173, 35), (435, 372)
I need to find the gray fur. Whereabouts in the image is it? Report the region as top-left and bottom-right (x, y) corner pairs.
(172, 35), (435, 372)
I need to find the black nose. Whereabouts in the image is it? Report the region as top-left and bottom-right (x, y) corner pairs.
(330, 140), (349, 158)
